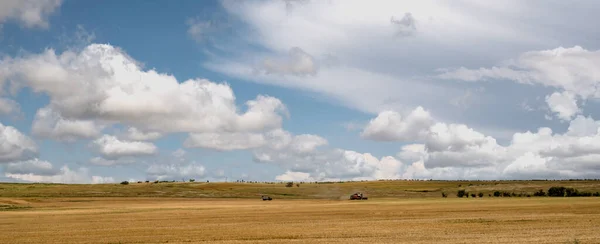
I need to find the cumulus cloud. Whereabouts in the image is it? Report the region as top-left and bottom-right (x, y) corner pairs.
(251, 129), (403, 181)
(146, 162), (207, 181)
(121, 127), (162, 141)
(91, 135), (157, 159)
(361, 106), (434, 141)
(3, 158), (59, 176)
(0, 44), (289, 137)
(183, 126), (404, 181)
(545, 91), (580, 121)
(368, 106), (600, 179)
(31, 107), (105, 142)
(4, 160), (114, 184)
(0, 123), (37, 163)
(0, 0), (62, 29)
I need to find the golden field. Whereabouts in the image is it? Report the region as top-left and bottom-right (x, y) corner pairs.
(1, 180), (600, 243)
(1, 197), (600, 243)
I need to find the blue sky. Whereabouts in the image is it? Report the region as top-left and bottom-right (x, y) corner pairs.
(2, 0), (600, 183)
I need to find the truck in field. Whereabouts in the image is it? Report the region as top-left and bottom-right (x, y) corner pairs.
(349, 192), (368, 200)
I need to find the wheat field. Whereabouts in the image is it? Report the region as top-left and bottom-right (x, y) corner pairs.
(1, 196), (599, 243)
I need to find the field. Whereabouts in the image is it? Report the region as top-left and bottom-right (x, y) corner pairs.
(2, 180), (600, 243)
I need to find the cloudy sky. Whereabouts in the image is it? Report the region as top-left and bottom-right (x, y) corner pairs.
(2, 0), (600, 183)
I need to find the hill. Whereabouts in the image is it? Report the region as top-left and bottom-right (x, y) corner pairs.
(2, 179), (600, 199)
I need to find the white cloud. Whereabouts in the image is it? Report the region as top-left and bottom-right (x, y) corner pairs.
(31, 106), (104, 142)
(0, 0), (62, 29)
(251, 129), (403, 181)
(259, 47), (318, 76)
(146, 162), (206, 181)
(361, 106), (434, 141)
(438, 46), (600, 95)
(91, 135), (157, 159)
(0, 97), (20, 116)
(275, 170), (312, 181)
(184, 132), (266, 151)
(0, 44), (289, 136)
(0, 122), (37, 163)
(5, 163), (115, 184)
(545, 91), (580, 121)
(88, 157), (136, 166)
(3, 158), (59, 176)
(172, 148), (186, 159)
(367, 105), (600, 179)
(121, 127), (162, 141)
(438, 46), (600, 120)
(186, 18), (212, 42)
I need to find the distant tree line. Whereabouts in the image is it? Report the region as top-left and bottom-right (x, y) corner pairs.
(445, 186), (600, 198)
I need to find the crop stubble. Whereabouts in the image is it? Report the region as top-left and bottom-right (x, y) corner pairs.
(1, 197), (599, 243)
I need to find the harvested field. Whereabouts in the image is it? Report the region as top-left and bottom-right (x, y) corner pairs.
(1, 197), (599, 243)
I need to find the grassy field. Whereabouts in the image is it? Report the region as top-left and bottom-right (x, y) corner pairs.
(2, 180), (600, 243)
(1, 197), (599, 243)
(2, 179), (600, 199)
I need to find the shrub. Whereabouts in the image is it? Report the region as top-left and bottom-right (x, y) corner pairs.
(285, 182), (294, 187)
(593, 192), (600, 197)
(502, 192), (511, 197)
(533, 189), (546, 196)
(488, 194), (492, 197)
(565, 187), (578, 197)
(470, 193), (476, 198)
(120, 181), (129, 185)
(493, 191), (501, 197)
(189, 179), (195, 182)
(478, 192), (484, 198)
(441, 192), (447, 198)
(548, 186), (566, 197)
(457, 189), (466, 198)
(296, 183), (300, 187)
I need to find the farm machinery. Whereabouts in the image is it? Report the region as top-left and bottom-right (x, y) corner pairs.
(261, 195), (272, 201)
(349, 192), (368, 200)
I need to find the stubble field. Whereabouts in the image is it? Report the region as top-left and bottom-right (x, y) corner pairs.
(1, 180), (600, 243)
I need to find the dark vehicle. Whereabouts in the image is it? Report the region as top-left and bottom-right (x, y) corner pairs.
(261, 195), (272, 201)
(349, 192), (368, 200)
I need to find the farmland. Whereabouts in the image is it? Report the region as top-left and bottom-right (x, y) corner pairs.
(1, 180), (600, 243)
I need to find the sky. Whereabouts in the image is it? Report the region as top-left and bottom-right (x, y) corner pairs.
(2, 0), (600, 184)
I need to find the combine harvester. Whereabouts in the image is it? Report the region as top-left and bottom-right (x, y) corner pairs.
(349, 192), (368, 200)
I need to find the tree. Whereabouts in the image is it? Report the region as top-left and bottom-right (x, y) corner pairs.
(120, 181), (129, 185)
(478, 192), (484, 198)
(493, 191), (501, 197)
(285, 182), (294, 187)
(457, 189), (466, 198)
